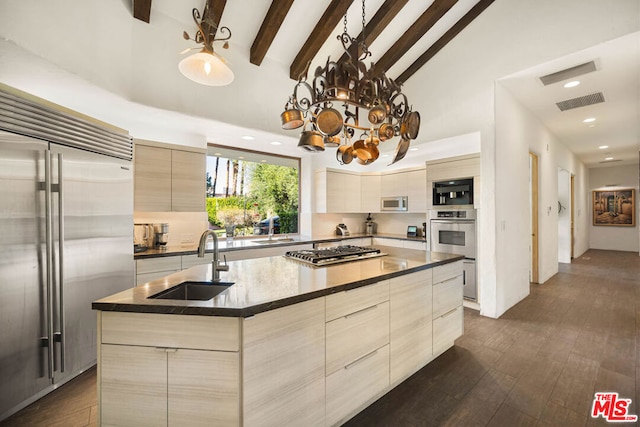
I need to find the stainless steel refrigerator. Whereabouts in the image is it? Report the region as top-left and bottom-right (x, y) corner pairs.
(0, 87), (134, 420)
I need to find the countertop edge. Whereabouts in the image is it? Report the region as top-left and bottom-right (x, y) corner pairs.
(93, 255), (463, 318)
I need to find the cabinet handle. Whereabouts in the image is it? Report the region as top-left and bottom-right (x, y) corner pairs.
(441, 307), (458, 318)
(155, 347), (178, 353)
(345, 304), (378, 319)
(345, 349), (379, 370)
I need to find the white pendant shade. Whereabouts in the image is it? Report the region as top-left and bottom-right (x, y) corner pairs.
(178, 51), (234, 86)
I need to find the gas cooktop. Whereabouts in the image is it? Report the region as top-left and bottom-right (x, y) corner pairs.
(284, 245), (387, 266)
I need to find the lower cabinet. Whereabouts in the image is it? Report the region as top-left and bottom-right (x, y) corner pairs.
(325, 281), (390, 426)
(100, 345), (239, 427)
(389, 270), (433, 385)
(242, 298), (325, 427)
(432, 260), (464, 356)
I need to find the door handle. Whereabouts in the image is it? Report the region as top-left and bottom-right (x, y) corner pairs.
(56, 153), (65, 373)
(44, 151), (54, 379)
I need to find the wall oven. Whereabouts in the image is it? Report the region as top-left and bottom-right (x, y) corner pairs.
(429, 209), (477, 301)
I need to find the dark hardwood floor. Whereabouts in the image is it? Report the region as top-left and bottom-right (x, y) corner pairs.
(2, 249), (638, 426)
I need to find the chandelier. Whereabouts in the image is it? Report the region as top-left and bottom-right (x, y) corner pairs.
(280, 0), (420, 166)
(179, 6), (234, 86)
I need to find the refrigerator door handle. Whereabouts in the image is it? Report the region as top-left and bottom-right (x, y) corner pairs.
(56, 152), (65, 373)
(44, 150), (54, 380)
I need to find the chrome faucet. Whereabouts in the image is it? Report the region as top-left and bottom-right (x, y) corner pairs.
(197, 230), (229, 282)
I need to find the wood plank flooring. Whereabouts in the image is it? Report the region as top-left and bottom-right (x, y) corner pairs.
(1, 249), (638, 426)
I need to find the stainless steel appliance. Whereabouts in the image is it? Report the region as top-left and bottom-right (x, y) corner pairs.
(429, 210), (477, 301)
(153, 222), (169, 248)
(432, 178), (474, 206)
(0, 87), (134, 420)
(285, 245), (386, 266)
(381, 196), (408, 211)
(335, 223), (350, 236)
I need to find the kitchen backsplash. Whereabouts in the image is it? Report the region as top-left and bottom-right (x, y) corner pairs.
(312, 213), (428, 237)
(133, 212), (209, 247)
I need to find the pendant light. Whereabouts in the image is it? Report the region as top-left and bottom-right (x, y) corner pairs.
(179, 6), (234, 86)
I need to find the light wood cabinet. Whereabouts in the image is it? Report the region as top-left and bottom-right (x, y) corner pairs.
(134, 141), (205, 212)
(314, 167), (426, 214)
(315, 169), (361, 213)
(325, 281), (390, 427)
(360, 174), (381, 213)
(171, 149), (206, 212)
(134, 144), (172, 211)
(99, 312), (241, 426)
(431, 261), (464, 357)
(389, 270), (433, 385)
(326, 344), (390, 426)
(242, 298), (325, 427)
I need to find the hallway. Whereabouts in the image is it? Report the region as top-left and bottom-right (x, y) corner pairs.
(2, 249), (638, 426)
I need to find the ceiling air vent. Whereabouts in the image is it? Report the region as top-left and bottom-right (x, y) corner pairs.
(539, 61), (597, 86)
(556, 92), (605, 111)
(599, 159), (622, 164)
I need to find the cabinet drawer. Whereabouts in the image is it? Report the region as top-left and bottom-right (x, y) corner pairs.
(433, 260), (463, 284)
(326, 280), (389, 322)
(136, 257), (182, 274)
(433, 306), (463, 356)
(326, 301), (389, 375)
(433, 274), (463, 318)
(326, 344), (389, 427)
(101, 311), (240, 351)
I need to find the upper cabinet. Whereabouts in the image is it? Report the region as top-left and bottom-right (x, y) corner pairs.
(134, 140), (206, 212)
(426, 154), (480, 209)
(316, 167), (425, 214)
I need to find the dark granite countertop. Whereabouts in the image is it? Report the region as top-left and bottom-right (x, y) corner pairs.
(94, 246), (461, 318)
(134, 233), (428, 259)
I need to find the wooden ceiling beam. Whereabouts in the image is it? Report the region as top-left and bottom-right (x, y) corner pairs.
(133, 0), (152, 23)
(251, 0), (296, 66)
(372, 0), (458, 76)
(289, 0), (354, 81)
(396, 0), (495, 84)
(338, 0), (410, 64)
(202, 0), (227, 39)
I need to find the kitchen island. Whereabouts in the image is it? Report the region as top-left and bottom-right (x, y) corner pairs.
(93, 246), (464, 426)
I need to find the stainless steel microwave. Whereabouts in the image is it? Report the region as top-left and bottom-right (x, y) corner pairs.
(381, 196), (408, 211)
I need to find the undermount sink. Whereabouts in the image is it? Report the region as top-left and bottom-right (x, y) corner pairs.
(252, 238), (295, 244)
(148, 281), (234, 301)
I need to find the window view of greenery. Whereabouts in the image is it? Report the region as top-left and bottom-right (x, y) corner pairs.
(206, 145), (299, 237)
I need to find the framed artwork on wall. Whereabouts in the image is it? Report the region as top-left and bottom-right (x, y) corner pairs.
(592, 189), (635, 226)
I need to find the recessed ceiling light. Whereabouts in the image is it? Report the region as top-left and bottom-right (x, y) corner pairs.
(270, 141), (282, 146)
(598, 145), (608, 149)
(261, 159), (267, 163)
(214, 152), (222, 156)
(583, 117), (596, 123)
(241, 135), (255, 140)
(381, 154), (389, 158)
(238, 156), (245, 160)
(605, 157), (614, 161)
(563, 80), (580, 88)
(409, 148), (418, 151)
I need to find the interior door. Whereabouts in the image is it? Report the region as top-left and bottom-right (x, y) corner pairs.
(0, 134), (51, 418)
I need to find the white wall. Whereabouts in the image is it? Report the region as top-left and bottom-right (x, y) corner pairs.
(494, 83), (591, 316)
(557, 169), (572, 263)
(589, 164), (640, 252)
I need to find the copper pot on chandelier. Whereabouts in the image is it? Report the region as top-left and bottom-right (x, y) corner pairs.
(280, 0), (420, 166)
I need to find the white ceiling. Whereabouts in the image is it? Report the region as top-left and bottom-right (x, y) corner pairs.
(0, 0), (638, 169)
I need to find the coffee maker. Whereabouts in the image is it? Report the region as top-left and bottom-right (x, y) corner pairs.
(153, 223), (169, 248)
(365, 213), (376, 235)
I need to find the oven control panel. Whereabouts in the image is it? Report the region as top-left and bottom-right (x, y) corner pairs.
(434, 210), (475, 219)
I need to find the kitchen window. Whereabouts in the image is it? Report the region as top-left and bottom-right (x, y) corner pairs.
(206, 144), (300, 236)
